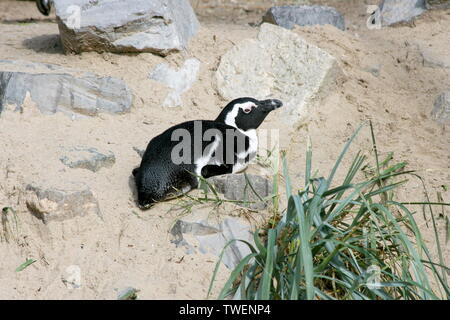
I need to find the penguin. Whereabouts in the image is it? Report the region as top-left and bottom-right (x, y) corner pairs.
(133, 97), (283, 209)
(36, 0), (52, 16)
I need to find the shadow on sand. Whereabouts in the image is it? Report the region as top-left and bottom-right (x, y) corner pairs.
(22, 33), (63, 54)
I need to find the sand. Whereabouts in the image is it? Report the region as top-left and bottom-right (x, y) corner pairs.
(0, 0), (448, 299)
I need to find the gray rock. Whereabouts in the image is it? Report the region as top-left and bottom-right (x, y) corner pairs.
(60, 147), (115, 172)
(420, 46), (450, 69)
(380, 0), (426, 26)
(263, 5), (345, 30)
(431, 92), (450, 124)
(117, 287), (139, 300)
(216, 23), (342, 127)
(0, 60), (132, 117)
(170, 217), (254, 269)
(427, 0), (450, 10)
(54, 0), (199, 56)
(1, 207), (19, 244)
(207, 174), (273, 210)
(149, 58), (201, 107)
(61, 265), (82, 289)
(25, 182), (101, 223)
(171, 219), (221, 255)
(363, 64), (382, 77)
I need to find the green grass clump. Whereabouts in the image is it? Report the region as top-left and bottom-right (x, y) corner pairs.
(15, 258), (36, 272)
(209, 122), (449, 300)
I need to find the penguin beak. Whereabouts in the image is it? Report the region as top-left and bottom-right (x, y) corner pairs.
(137, 191), (155, 210)
(138, 203), (153, 210)
(258, 99), (283, 112)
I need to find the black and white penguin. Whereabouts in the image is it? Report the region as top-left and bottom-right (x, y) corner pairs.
(133, 97), (283, 209)
(36, 0), (52, 16)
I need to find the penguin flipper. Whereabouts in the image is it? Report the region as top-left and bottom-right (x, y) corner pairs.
(201, 164), (233, 178)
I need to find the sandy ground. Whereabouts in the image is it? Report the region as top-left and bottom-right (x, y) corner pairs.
(0, 0), (448, 299)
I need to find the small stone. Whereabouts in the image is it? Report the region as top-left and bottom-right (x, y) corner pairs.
(170, 220), (220, 255)
(61, 265), (82, 289)
(168, 283), (177, 295)
(420, 46), (450, 69)
(1, 207), (19, 244)
(363, 64), (382, 77)
(207, 174), (272, 210)
(431, 92), (450, 124)
(60, 147), (115, 172)
(117, 287), (139, 300)
(25, 182), (101, 223)
(170, 217), (254, 269)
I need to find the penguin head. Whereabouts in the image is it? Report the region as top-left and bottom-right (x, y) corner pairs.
(215, 97), (283, 132)
(132, 167), (157, 210)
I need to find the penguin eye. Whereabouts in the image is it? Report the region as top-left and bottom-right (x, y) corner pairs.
(243, 105), (255, 114)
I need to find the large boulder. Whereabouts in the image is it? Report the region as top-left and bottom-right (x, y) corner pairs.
(54, 0), (200, 55)
(216, 23), (342, 126)
(431, 92), (450, 124)
(0, 60), (132, 117)
(263, 5), (345, 31)
(379, 0), (426, 26)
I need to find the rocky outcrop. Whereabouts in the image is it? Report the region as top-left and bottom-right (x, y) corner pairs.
(0, 60), (132, 117)
(263, 5), (345, 30)
(54, 0), (199, 55)
(216, 23), (342, 127)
